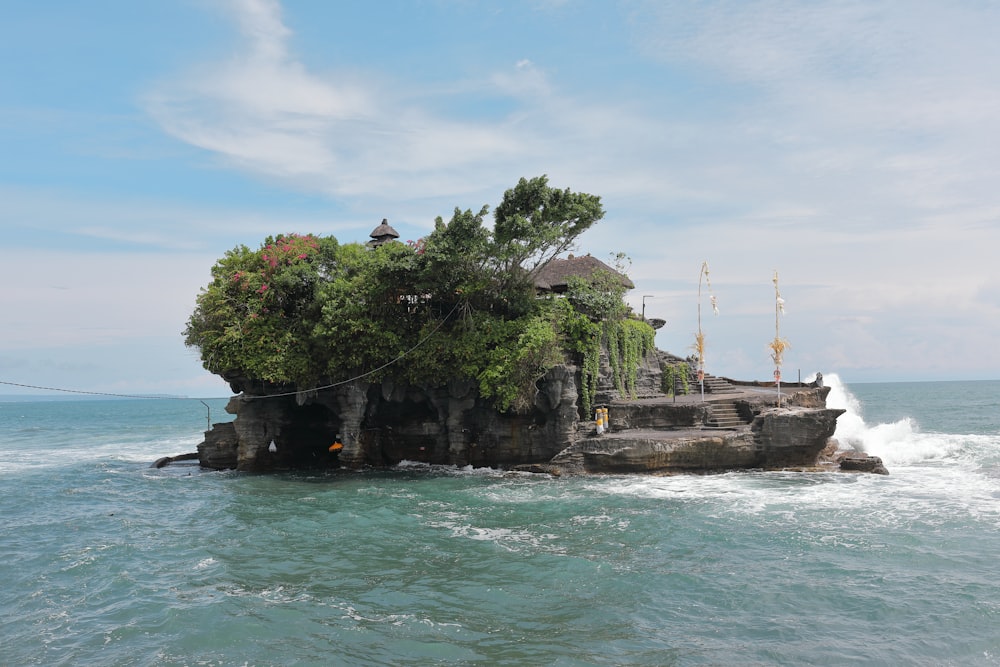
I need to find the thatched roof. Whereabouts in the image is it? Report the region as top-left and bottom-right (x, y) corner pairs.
(368, 218), (400, 247)
(533, 254), (634, 293)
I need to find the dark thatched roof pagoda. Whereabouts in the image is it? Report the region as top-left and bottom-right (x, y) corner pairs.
(368, 218), (400, 247)
(533, 254), (634, 294)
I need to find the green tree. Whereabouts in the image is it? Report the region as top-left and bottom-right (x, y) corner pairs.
(418, 206), (492, 314)
(492, 175), (605, 296)
(312, 241), (413, 380)
(184, 233), (339, 387)
(564, 268), (630, 322)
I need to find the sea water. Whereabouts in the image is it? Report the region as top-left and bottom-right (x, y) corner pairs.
(1, 377), (998, 666)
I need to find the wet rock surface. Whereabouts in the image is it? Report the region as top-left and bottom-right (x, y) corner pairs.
(838, 454), (890, 475)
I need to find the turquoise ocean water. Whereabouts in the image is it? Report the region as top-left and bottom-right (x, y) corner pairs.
(1, 376), (998, 666)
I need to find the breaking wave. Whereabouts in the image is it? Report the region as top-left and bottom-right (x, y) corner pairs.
(826, 373), (989, 466)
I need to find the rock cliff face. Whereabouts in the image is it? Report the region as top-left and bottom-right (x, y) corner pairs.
(546, 391), (843, 474)
(197, 350), (848, 475)
(200, 364), (581, 472)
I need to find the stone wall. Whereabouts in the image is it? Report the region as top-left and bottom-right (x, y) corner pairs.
(207, 363), (583, 472)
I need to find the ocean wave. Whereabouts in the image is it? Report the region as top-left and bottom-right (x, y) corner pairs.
(0, 434), (205, 473)
(827, 373), (1000, 467)
(393, 460), (505, 477)
(220, 584), (465, 631)
(426, 517), (565, 554)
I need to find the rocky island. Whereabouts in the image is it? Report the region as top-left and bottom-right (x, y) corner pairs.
(198, 359), (853, 475)
(185, 176), (880, 476)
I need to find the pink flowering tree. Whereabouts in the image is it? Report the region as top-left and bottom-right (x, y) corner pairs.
(185, 233), (338, 386)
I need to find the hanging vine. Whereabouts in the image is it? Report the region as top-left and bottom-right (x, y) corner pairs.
(604, 318), (655, 399)
(662, 362), (691, 396)
(604, 319), (624, 396)
(554, 259), (653, 413)
(579, 326), (601, 419)
(553, 299), (602, 418)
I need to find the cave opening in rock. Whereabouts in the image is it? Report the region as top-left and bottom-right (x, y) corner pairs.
(281, 403), (343, 469)
(367, 396), (440, 465)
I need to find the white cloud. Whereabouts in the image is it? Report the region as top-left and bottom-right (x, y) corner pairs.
(0, 185), (353, 250)
(144, 1), (705, 208)
(226, 0), (291, 63)
(630, 0), (1000, 215)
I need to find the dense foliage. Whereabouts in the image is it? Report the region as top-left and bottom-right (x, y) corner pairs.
(185, 176), (654, 412)
(662, 362), (692, 397)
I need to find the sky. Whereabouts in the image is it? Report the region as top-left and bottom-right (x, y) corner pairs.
(3, 0), (1000, 398)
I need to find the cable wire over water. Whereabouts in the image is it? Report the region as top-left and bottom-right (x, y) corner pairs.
(0, 300), (463, 402)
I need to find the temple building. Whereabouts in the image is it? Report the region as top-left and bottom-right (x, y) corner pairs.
(367, 218), (400, 248)
(532, 254), (634, 294)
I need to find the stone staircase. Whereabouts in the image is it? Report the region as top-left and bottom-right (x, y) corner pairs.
(704, 401), (746, 429)
(663, 372), (739, 398)
(698, 373), (739, 394)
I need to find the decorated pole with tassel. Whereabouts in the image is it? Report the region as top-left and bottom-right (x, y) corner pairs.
(695, 261), (719, 402)
(768, 270), (789, 407)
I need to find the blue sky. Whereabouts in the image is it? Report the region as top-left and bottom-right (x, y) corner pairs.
(3, 0), (1000, 397)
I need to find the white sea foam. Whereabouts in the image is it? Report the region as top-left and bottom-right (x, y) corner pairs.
(393, 460), (504, 477)
(569, 513), (631, 530)
(193, 558), (217, 571)
(826, 373), (974, 465)
(426, 517), (564, 554)
(590, 375), (1000, 527)
(394, 459), (432, 470)
(0, 433), (204, 473)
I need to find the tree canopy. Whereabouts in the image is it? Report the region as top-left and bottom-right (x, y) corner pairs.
(492, 175), (604, 294)
(184, 176), (651, 412)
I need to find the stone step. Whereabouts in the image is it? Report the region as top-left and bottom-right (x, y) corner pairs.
(691, 373), (740, 394)
(705, 401), (747, 429)
(705, 419), (744, 429)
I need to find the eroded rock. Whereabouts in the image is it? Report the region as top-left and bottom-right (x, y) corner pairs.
(839, 454), (889, 475)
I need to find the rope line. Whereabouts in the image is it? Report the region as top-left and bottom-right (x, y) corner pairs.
(0, 380), (191, 400)
(0, 300), (464, 401)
